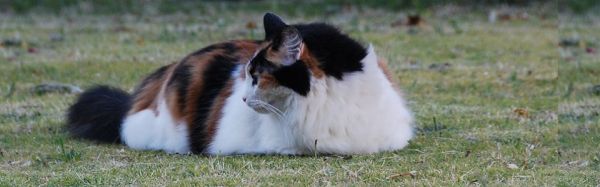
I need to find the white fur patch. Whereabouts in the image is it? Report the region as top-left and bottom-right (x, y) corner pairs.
(294, 45), (414, 154)
(120, 99), (190, 154)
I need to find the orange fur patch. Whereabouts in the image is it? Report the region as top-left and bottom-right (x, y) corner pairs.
(258, 73), (278, 89)
(165, 88), (181, 118)
(377, 56), (404, 95)
(129, 63), (175, 115)
(235, 40), (261, 61)
(300, 47), (325, 78)
(265, 47), (285, 65)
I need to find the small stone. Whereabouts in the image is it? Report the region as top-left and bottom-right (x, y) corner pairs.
(428, 63), (452, 72)
(488, 10), (497, 23)
(1, 39), (21, 47)
(567, 160), (589, 168)
(559, 38), (579, 47)
(32, 83), (83, 95)
(21, 160), (32, 167)
(590, 85), (600, 95)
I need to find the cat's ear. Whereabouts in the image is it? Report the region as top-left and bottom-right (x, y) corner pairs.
(263, 13), (287, 39)
(280, 27), (303, 66)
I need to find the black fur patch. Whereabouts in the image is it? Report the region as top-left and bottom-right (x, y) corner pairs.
(189, 54), (238, 154)
(170, 63), (192, 111)
(272, 61), (311, 96)
(66, 86), (131, 143)
(292, 23), (367, 79)
(264, 13), (287, 40)
(248, 50), (277, 83)
(249, 50), (310, 96)
(220, 42), (238, 54)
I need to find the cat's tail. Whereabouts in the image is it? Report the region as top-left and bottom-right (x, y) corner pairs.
(66, 85), (131, 144)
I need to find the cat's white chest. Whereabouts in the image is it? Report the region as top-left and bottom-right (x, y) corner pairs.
(207, 78), (304, 155)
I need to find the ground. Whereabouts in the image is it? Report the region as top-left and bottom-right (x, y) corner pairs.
(0, 2), (599, 186)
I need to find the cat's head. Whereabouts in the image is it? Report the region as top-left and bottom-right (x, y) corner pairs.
(243, 13), (367, 114)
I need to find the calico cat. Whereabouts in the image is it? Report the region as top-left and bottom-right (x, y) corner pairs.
(67, 13), (414, 155)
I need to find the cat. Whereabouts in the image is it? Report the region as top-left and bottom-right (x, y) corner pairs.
(67, 13), (414, 155)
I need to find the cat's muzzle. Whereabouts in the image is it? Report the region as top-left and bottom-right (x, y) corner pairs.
(245, 100), (272, 114)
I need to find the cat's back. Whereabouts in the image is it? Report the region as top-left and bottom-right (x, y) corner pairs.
(131, 39), (261, 113)
(180, 40), (261, 67)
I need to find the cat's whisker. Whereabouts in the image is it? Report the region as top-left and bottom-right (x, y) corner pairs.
(261, 103), (284, 117)
(256, 102), (284, 119)
(247, 100), (285, 120)
(254, 102), (282, 118)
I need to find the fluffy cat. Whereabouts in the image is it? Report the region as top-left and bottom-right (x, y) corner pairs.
(67, 13), (414, 155)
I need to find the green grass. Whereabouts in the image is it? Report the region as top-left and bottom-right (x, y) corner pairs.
(1, 2), (599, 186)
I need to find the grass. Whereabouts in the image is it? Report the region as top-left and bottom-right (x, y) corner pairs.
(1, 2), (599, 186)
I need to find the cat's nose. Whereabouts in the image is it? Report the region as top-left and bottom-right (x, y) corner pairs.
(242, 97), (247, 102)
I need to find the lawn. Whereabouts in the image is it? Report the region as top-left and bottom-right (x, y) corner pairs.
(1, 1), (599, 186)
